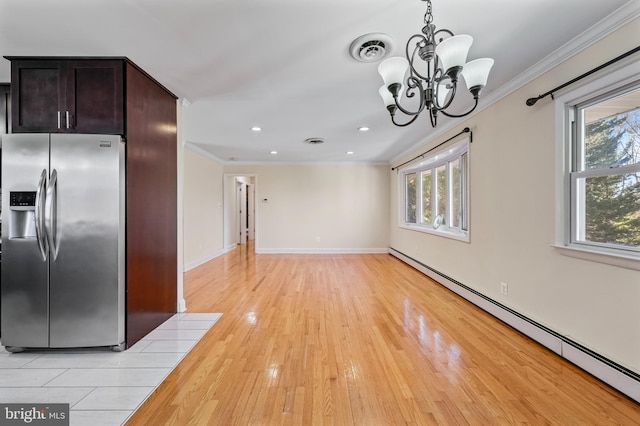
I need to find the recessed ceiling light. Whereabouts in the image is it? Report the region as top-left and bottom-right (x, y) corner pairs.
(270, 150), (278, 155)
(346, 151), (354, 155)
(358, 126), (370, 132)
(251, 126), (262, 132)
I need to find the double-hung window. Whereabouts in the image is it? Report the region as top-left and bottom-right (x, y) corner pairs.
(399, 137), (469, 241)
(569, 83), (640, 256)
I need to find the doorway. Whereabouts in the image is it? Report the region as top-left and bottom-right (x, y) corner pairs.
(236, 181), (255, 245)
(225, 175), (256, 250)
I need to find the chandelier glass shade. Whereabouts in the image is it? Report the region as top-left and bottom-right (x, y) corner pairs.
(378, 0), (494, 127)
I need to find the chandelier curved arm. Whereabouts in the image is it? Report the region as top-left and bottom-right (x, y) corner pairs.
(393, 76), (427, 116)
(431, 77), (457, 111)
(433, 28), (454, 41)
(404, 75), (422, 100)
(406, 34), (430, 82)
(439, 97), (479, 118)
(391, 113), (420, 127)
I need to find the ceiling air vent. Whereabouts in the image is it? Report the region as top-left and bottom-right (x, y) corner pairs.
(304, 138), (325, 145)
(349, 33), (393, 63)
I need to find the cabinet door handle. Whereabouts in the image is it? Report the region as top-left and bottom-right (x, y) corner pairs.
(66, 111), (70, 129)
(57, 111), (61, 129)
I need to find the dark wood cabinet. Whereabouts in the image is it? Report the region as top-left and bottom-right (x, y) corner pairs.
(125, 63), (177, 345)
(8, 58), (124, 134)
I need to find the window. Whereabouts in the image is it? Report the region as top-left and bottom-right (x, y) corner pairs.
(405, 173), (417, 223)
(400, 137), (469, 240)
(570, 84), (640, 254)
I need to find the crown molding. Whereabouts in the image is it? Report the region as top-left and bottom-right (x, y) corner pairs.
(222, 160), (390, 167)
(183, 142), (388, 167)
(183, 141), (224, 163)
(488, 0), (640, 106)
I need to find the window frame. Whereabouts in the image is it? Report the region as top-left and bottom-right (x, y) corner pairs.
(398, 137), (470, 242)
(554, 58), (640, 269)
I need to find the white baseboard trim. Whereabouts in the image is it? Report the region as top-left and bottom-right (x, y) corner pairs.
(561, 341), (640, 402)
(184, 246), (235, 272)
(177, 298), (187, 313)
(255, 247), (389, 254)
(389, 247), (640, 403)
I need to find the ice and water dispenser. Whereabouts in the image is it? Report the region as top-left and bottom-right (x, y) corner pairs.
(8, 191), (37, 239)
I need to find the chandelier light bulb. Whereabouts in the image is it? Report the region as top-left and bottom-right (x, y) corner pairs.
(378, 57), (409, 91)
(436, 83), (451, 108)
(461, 58), (494, 96)
(435, 34), (473, 79)
(379, 84), (399, 107)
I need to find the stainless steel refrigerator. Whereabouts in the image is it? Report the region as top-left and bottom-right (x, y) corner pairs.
(1, 133), (125, 351)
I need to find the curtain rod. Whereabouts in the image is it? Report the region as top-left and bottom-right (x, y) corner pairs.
(391, 127), (471, 171)
(525, 45), (640, 106)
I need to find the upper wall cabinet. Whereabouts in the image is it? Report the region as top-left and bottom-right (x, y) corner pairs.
(8, 58), (124, 134)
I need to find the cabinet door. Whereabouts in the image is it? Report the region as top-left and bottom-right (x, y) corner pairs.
(11, 60), (66, 133)
(67, 60), (124, 134)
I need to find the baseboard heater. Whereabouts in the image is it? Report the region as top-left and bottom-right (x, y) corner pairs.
(389, 247), (640, 403)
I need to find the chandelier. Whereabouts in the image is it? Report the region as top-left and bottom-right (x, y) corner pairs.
(378, 0), (494, 127)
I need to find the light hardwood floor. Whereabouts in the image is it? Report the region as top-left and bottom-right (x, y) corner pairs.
(126, 243), (640, 424)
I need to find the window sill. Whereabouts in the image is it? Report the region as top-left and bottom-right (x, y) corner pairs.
(552, 243), (640, 271)
(399, 223), (470, 243)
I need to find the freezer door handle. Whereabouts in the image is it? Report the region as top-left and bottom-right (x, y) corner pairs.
(45, 169), (60, 261)
(34, 169), (49, 261)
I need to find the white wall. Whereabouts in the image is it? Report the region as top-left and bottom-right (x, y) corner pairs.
(224, 164), (389, 252)
(183, 147), (224, 269)
(390, 17), (640, 374)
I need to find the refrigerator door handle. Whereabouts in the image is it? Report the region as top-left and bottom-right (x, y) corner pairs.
(34, 169), (49, 261)
(45, 169), (60, 261)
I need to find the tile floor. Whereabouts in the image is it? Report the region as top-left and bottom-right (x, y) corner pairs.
(0, 312), (222, 426)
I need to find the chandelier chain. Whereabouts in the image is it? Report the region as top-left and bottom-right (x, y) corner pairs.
(423, 0), (433, 25)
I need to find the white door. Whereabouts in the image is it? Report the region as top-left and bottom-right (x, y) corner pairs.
(247, 184), (255, 241)
(237, 182), (247, 244)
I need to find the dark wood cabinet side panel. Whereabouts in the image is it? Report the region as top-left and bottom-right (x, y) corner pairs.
(1, 84), (8, 189)
(125, 63), (177, 347)
(0, 84), (9, 135)
(69, 60), (124, 134)
(11, 61), (65, 132)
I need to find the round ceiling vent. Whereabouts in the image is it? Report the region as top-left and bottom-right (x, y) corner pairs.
(304, 138), (325, 145)
(349, 33), (393, 63)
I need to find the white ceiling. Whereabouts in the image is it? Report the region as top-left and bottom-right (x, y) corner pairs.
(0, 0), (637, 164)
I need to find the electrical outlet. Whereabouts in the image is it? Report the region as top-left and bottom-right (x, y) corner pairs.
(500, 282), (509, 296)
